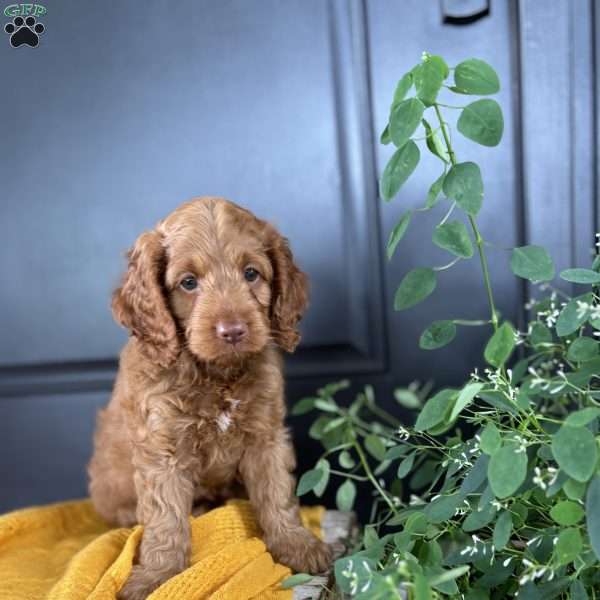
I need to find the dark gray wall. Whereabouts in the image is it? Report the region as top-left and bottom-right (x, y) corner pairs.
(0, 0), (597, 511)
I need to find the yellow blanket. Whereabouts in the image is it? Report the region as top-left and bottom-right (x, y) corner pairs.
(0, 499), (324, 600)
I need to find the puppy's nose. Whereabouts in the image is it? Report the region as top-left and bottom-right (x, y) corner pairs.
(216, 321), (248, 345)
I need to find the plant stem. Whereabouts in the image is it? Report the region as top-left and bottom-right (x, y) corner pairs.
(470, 215), (499, 330)
(354, 441), (399, 516)
(366, 403), (402, 428)
(434, 103), (499, 331)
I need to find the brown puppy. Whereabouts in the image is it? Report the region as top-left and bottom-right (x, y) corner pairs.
(88, 198), (332, 600)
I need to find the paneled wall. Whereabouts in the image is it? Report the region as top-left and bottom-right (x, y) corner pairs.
(0, 0), (597, 511)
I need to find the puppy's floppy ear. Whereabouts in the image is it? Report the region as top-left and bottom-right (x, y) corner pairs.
(112, 230), (179, 368)
(266, 226), (309, 353)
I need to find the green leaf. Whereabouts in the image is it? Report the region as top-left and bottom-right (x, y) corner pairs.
(554, 527), (582, 566)
(390, 72), (413, 107)
(386, 211), (412, 260)
(530, 322), (552, 347)
(462, 503), (496, 532)
(457, 99), (503, 147)
(550, 500), (584, 525)
(510, 245), (555, 282)
(380, 140), (421, 201)
(488, 442), (528, 498)
(556, 293), (594, 336)
(566, 337), (598, 362)
(480, 422), (502, 455)
(313, 398), (338, 412)
(569, 581), (589, 600)
(415, 573), (432, 600)
(336, 479), (356, 511)
(443, 162), (484, 216)
(308, 415), (330, 440)
(334, 556), (376, 595)
(432, 220), (473, 258)
(405, 512), (428, 534)
(394, 267), (437, 311)
(389, 97), (426, 148)
(551, 425), (598, 482)
(281, 573), (314, 589)
(419, 320), (457, 350)
(394, 388), (421, 409)
(429, 565), (470, 587)
(422, 118), (449, 163)
(380, 123), (391, 145)
(484, 322), (515, 368)
(296, 468), (324, 496)
(322, 416), (346, 434)
(560, 268), (600, 284)
(460, 454), (489, 494)
(453, 59), (500, 95)
(363, 524), (379, 548)
(414, 55), (448, 106)
(384, 445), (408, 460)
(564, 478), (587, 500)
(397, 451), (416, 478)
(425, 172), (446, 209)
(425, 493), (462, 523)
(365, 434), (386, 461)
(291, 397), (316, 416)
(338, 450), (355, 469)
(565, 407), (600, 427)
(313, 459), (330, 497)
(518, 583), (542, 600)
(493, 511), (512, 550)
(450, 382), (484, 422)
(586, 475), (600, 560)
(465, 589), (491, 600)
(414, 389), (457, 432)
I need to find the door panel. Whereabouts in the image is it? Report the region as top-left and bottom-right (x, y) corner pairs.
(0, 0), (384, 378)
(0, 0), (597, 511)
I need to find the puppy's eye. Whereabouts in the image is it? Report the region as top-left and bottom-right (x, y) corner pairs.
(244, 267), (259, 282)
(180, 276), (198, 291)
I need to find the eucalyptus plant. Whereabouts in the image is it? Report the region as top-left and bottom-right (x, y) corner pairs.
(288, 53), (600, 599)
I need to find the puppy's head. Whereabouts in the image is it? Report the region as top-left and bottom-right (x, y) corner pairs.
(112, 197), (309, 368)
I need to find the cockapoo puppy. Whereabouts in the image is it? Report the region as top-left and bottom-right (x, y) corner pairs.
(88, 197), (332, 600)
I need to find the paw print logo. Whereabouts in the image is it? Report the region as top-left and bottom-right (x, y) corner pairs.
(4, 16), (45, 48)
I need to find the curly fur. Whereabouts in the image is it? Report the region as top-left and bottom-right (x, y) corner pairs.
(88, 197), (331, 600)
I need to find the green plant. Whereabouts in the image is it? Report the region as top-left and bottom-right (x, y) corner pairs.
(289, 54), (600, 599)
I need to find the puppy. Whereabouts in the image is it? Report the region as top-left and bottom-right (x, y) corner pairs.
(88, 197), (332, 600)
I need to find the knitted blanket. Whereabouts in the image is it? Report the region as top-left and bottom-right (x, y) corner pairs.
(0, 499), (324, 600)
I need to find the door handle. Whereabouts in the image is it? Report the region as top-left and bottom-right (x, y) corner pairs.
(441, 0), (490, 25)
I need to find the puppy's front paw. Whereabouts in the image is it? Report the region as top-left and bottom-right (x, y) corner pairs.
(268, 528), (333, 574)
(118, 565), (170, 600)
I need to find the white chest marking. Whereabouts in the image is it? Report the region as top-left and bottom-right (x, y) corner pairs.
(215, 398), (240, 433)
(216, 412), (233, 432)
